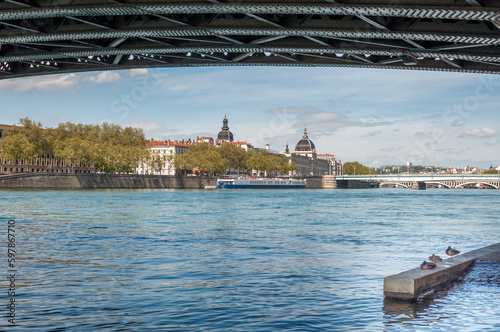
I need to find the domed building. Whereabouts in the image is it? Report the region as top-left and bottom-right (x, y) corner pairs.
(216, 116), (234, 146)
(283, 125), (342, 176)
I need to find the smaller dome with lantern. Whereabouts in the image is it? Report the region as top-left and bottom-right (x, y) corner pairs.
(294, 126), (316, 152)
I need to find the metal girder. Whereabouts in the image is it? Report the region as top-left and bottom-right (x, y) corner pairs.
(2, 28), (500, 46)
(3, 45), (499, 63)
(1, 0), (500, 80)
(1, 4), (500, 22)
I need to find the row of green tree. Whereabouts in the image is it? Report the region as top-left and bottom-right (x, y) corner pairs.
(169, 143), (297, 175)
(342, 161), (374, 175)
(0, 118), (148, 173)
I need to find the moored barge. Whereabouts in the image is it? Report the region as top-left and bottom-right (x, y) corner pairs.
(216, 178), (306, 189)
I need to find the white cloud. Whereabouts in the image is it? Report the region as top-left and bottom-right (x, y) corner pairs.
(260, 106), (394, 138)
(451, 119), (466, 127)
(85, 71), (121, 84)
(364, 130), (382, 137)
(459, 128), (498, 138)
(129, 69), (150, 77)
(0, 74), (78, 92)
(154, 67), (469, 108)
(126, 120), (161, 132)
(486, 138), (499, 145)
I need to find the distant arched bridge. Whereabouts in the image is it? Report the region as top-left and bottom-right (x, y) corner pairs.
(1, 0), (500, 80)
(337, 174), (500, 189)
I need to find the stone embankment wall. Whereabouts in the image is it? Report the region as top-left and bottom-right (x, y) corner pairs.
(0, 173), (217, 189)
(336, 179), (376, 189)
(304, 176), (323, 189)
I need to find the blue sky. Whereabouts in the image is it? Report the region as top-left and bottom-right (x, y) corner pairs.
(1, 66), (499, 169)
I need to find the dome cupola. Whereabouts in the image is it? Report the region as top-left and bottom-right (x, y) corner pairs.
(216, 116), (234, 143)
(294, 126), (316, 152)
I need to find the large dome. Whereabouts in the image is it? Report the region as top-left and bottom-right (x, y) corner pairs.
(217, 130), (234, 141)
(294, 126), (316, 151)
(217, 116), (234, 142)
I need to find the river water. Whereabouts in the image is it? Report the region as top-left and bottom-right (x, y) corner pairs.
(1, 188), (499, 331)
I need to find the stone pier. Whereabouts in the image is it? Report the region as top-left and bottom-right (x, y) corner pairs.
(322, 175), (337, 189)
(412, 181), (426, 190)
(384, 242), (500, 301)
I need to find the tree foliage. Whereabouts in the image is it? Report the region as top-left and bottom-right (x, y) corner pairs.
(175, 145), (297, 176)
(174, 143), (225, 175)
(149, 150), (170, 173)
(0, 118), (47, 163)
(247, 150), (295, 174)
(0, 118), (148, 173)
(343, 161), (372, 175)
(0, 132), (36, 163)
(219, 143), (249, 173)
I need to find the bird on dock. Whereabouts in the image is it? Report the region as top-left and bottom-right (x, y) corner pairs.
(428, 254), (443, 263)
(420, 261), (437, 270)
(445, 246), (460, 259)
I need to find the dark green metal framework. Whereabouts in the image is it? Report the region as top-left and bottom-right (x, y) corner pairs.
(1, 0), (500, 79)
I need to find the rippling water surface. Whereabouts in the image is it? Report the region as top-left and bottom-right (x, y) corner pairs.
(1, 188), (499, 331)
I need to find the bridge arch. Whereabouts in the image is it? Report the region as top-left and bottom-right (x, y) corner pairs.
(454, 182), (499, 189)
(425, 182), (452, 189)
(380, 182), (409, 189)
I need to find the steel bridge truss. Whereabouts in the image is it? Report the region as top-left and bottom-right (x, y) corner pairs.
(1, 0), (500, 80)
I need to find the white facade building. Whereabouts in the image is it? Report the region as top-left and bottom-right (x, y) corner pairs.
(136, 140), (190, 175)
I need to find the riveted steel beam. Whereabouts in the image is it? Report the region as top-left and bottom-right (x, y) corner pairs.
(4, 60), (500, 80)
(1, 4), (500, 22)
(2, 45), (499, 63)
(2, 27), (500, 45)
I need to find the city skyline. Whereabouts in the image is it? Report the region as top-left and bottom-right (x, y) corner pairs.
(1, 66), (499, 169)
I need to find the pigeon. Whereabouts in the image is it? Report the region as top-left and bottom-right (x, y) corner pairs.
(428, 254), (443, 263)
(445, 246), (460, 259)
(420, 261), (437, 270)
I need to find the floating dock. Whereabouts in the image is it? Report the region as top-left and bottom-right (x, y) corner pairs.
(384, 242), (500, 301)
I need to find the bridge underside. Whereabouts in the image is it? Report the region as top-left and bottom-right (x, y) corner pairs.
(1, 1), (500, 80)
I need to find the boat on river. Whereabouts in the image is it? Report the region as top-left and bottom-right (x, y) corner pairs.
(216, 177), (306, 189)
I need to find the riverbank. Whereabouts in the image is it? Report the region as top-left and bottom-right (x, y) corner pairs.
(0, 173), (337, 189)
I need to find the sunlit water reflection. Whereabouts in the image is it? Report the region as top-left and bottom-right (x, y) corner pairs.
(0, 188), (499, 331)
